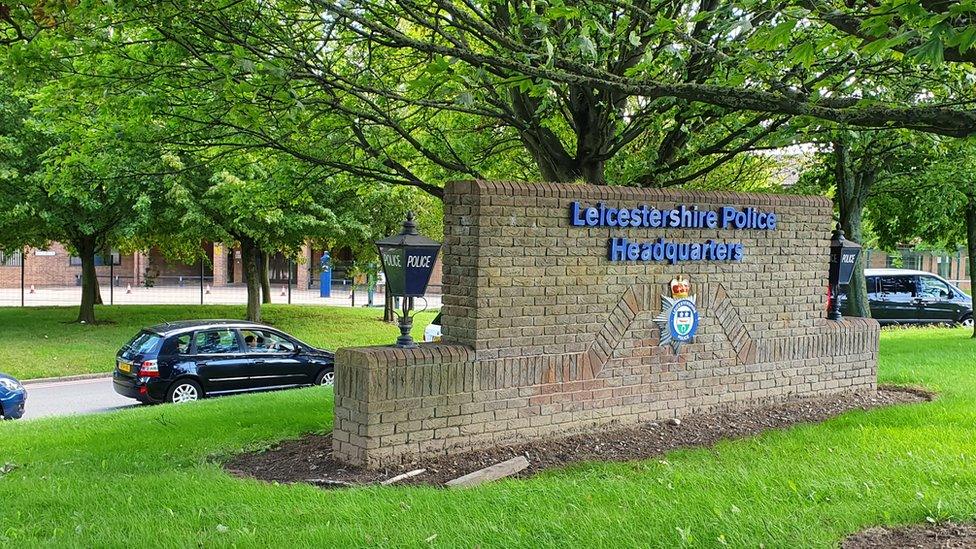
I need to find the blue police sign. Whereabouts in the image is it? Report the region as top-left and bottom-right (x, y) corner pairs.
(376, 212), (441, 299)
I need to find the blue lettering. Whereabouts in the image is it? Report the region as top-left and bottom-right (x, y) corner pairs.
(705, 211), (718, 229)
(608, 237), (628, 261)
(649, 209), (661, 227)
(570, 202), (585, 226)
(721, 207), (736, 229)
(586, 207), (599, 226)
(715, 242), (728, 260)
(640, 242), (652, 260)
(627, 242), (640, 260)
(668, 209), (680, 227)
(652, 238), (666, 261)
(665, 242), (677, 264)
(731, 244), (744, 261)
(606, 207), (618, 227)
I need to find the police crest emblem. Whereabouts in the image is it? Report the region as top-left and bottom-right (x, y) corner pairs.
(655, 276), (699, 354)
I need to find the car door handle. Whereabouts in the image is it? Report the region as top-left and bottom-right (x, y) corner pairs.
(253, 359), (266, 364)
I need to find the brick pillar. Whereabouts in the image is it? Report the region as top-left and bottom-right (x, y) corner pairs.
(212, 244), (227, 287)
(296, 243), (311, 290)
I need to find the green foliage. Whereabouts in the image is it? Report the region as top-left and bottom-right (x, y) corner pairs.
(869, 139), (976, 251)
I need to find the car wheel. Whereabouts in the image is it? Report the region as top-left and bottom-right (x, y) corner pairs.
(314, 368), (335, 387)
(167, 379), (202, 404)
(961, 315), (974, 328)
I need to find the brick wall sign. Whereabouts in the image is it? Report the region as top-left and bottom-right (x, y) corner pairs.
(333, 181), (879, 468)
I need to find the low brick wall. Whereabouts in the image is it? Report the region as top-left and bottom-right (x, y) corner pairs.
(333, 181), (879, 468)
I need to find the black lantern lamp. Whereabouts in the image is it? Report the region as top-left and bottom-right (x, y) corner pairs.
(827, 224), (862, 321)
(376, 212), (442, 347)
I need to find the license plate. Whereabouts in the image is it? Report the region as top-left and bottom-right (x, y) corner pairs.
(118, 361), (131, 374)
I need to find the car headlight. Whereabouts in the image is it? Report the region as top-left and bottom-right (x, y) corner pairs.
(0, 378), (23, 392)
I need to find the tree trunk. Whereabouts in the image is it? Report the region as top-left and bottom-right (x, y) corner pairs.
(834, 141), (873, 318)
(384, 288), (394, 322)
(259, 250), (272, 304)
(75, 236), (98, 324)
(241, 241), (262, 322)
(965, 194), (976, 338)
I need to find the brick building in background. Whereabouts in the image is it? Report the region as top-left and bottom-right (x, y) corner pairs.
(0, 242), (443, 293)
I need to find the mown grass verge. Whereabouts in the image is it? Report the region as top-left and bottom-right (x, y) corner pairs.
(0, 327), (975, 547)
(0, 305), (437, 380)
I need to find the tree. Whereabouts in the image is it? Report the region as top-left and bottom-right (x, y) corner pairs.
(797, 1), (976, 65)
(0, 73), (169, 323)
(317, 0), (976, 138)
(793, 129), (937, 317)
(153, 150), (421, 322)
(869, 139), (976, 337)
(3, 0), (865, 198)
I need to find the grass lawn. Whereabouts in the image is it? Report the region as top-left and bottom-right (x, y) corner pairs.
(2, 328), (976, 547)
(0, 305), (437, 380)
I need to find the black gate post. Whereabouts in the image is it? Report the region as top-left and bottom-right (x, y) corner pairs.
(200, 256), (205, 305)
(109, 256), (114, 305)
(20, 247), (25, 307)
(288, 259), (293, 305)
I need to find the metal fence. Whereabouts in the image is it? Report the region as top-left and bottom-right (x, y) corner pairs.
(0, 246), (442, 309)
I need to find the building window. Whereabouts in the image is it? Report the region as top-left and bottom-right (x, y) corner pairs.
(0, 250), (23, 267)
(69, 250), (121, 266)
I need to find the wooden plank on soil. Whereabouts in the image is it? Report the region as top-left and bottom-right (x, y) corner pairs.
(381, 468), (426, 485)
(445, 456), (529, 488)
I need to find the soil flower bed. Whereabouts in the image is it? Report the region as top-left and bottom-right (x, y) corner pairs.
(226, 385), (931, 488)
(842, 522), (976, 548)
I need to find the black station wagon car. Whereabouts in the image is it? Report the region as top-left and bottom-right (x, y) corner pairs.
(841, 269), (973, 326)
(113, 320), (335, 404)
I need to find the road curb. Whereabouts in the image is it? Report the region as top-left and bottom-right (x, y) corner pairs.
(22, 372), (111, 386)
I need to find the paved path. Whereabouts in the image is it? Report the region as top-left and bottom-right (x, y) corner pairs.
(22, 376), (138, 420)
(0, 285), (443, 309)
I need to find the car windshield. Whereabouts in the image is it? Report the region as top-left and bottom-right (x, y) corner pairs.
(125, 331), (163, 355)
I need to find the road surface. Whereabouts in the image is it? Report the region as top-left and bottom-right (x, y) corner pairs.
(22, 376), (138, 420)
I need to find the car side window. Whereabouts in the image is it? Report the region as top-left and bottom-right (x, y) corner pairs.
(918, 276), (951, 299)
(880, 276), (916, 298)
(262, 332), (296, 353)
(240, 329), (264, 353)
(193, 329), (240, 355)
(175, 334), (191, 355)
(240, 330), (296, 353)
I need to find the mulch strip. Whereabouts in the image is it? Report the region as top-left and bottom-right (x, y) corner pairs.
(842, 523), (976, 548)
(223, 385), (932, 489)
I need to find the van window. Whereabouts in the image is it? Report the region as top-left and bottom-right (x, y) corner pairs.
(918, 276), (951, 299)
(879, 276), (915, 298)
(865, 276), (879, 296)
